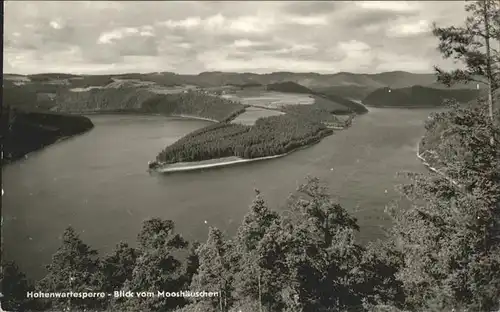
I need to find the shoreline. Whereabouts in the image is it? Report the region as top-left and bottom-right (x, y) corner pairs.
(416, 138), (460, 187)
(64, 110), (221, 122)
(154, 139), (325, 173)
(170, 114), (219, 123)
(3, 127), (94, 166)
(154, 116), (354, 174)
(156, 154), (287, 173)
(366, 105), (446, 109)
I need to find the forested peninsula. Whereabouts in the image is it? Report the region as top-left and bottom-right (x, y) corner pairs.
(156, 115), (332, 164)
(152, 103), (353, 171)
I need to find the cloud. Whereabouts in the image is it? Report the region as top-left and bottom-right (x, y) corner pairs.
(387, 19), (431, 37)
(282, 1), (342, 16)
(355, 1), (421, 13)
(160, 17), (202, 29)
(285, 15), (328, 26)
(49, 20), (63, 30)
(159, 14), (277, 34)
(98, 28), (139, 44)
(232, 39), (257, 48)
(375, 52), (432, 72)
(3, 1), (469, 75)
(338, 40), (371, 52)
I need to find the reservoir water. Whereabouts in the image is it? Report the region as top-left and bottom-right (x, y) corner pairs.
(2, 108), (436, 279)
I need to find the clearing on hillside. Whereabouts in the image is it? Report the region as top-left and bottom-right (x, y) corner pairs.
(222, 91), (314, 109)
(148, 85), (199, 94)
(231, 107), (285, 125)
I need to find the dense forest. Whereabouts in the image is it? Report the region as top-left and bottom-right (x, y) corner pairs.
(27, 74), (115, 88)
(54, 89), (245, 122)
(3, 84), (62, 111)
(140, 91), (245, 122)
(1, 108), (94, 163)
(153, 98), (358, 165)
(54, 87), (157, 113)
(281, 104), (345, 125)
(363, 85), (480, 108)
(317, 92), (368, 114)
(157, 114), (333, 163)
(419, 93), (500, 175)
(266, 81), (314, 94)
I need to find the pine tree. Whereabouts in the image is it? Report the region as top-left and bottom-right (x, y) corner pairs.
(236, 189), (280, 253)
(232, 189), (281, 311)
(433, 0), (500, 123)
(190, 227), (234, 312)
(183, 241), (201, 288)
(36, 226), (102, 311)
(253, 220), (296, 312)
(0, 261), (35, 311)
(97, 241), (137, 308)
(357, 240), (406, 310)
(280, 177), (364, 311)
(115, 218), (189, 312)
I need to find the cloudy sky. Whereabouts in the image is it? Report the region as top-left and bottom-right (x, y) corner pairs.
(4, 1), (468, 75)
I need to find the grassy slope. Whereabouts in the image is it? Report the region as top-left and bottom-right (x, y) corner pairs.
(264, 81), (368, 114)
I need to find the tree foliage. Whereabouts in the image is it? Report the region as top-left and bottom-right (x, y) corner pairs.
(190, 227), (234, 312)
(36, 227), (103, 311)
(115, 218), (190, 312)
(0, 261), (35, 311)
(387, 100), (500, 311)
(97, 241), (137, 306)
(433, 0), (500, 120)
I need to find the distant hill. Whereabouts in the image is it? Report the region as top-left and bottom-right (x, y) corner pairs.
(54, 87), (158, 112)
(362, 85), (480, 108)
(6, 71), (481, 96)
(53, 87), (245, 122)
(176, 71), (441, 90)
(266, 81), (314, 94)
(311, 85), (376, 102)
(6, 70), (484, 114)
(3, 84), (61, 111)
(316, 93), (368, 114)
(27, 73), (82, 81)
(139, 92), (245, 122)
(239, 82), (263, 89)
(262, 81), (367, 114)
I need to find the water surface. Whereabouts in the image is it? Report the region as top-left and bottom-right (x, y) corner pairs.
(3, 109), (435, 278)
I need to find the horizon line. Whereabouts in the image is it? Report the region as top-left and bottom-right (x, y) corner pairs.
(4, 70), (436, 76)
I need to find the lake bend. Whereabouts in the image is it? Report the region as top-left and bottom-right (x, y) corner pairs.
(2, 108), (436, 279)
